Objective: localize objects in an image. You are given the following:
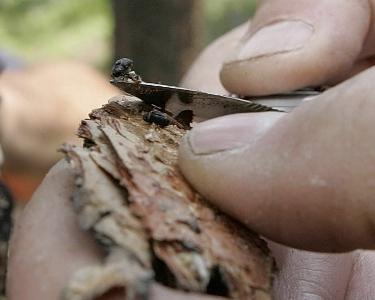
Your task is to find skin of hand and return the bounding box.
[178,0,375,298]
[7,0,375,299]
[0,61,119,192]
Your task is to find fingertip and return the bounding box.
[178,112,283,180]
[7,160,102,299]
[178,112,284,235]
[220,0,370,95]
[179,74,375,252]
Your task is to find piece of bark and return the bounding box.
[61,95,275,300]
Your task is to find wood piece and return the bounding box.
[62,95,275,300]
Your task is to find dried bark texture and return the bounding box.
[62,95,274,300]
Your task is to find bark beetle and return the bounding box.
[62,95,275,300]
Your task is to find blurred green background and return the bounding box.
[0,0,256,69]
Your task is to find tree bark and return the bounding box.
[61,95,274,299]
[112,0,202,85]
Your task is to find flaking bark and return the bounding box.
[62,95,275,300]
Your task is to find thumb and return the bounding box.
[220,0,371,96]
[179,68,375,253]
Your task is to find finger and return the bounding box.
[0,62,118,174]
[220,0,371,96]
[179,67,375,252]
[269,242,375,299]
[345,250,375,299]
[7,161,103,299]
[269,242,353,299]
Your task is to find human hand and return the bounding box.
[179,0,375,298]
[8,1,375,299]
[0,61,118,175]
[7,161,224,300]
[0,61,120,202]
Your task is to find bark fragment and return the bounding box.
[62,95,275,300]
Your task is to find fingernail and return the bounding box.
[186,113,282,155]
[231,20,314,62]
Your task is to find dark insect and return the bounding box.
[143,108,191,130]
[143,109,172,127]
[111,58,141,82]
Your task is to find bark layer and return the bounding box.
[62,95,274,299]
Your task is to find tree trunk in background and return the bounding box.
[112,0,202,85]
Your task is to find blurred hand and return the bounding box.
[220,0,375,96]
[179,0,375,298]
[0,61,118,172]
[0,61,118,200]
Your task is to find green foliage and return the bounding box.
[0,0,112,66]
[0,0,257,67]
